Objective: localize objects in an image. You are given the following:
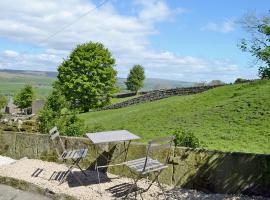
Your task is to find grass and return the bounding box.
[0,74,54,97]
[80,80,270,154]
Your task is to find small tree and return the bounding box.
[172,128,200,148]
[0,95,7,110]
[238,12,270,79]
[57,42,117,112]
[125,64,145,94]
[0,95,7,118]
[14,84,34,111]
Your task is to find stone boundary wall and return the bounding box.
[0,131,269,197]
[105,85,223,110]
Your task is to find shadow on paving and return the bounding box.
[106,183,146,198]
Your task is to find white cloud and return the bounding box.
[3,50,19,58]
[0,0,247,82]
[201,20,235,33]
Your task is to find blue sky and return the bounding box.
[0,0,269,82]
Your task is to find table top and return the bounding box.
[86,130,140,144]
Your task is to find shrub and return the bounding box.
[56,111,86,136]
[172,128,200,148]
[38,86,86,136]
[234,78,249,84]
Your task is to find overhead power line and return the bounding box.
[20,0,110,55]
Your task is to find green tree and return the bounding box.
[125,64,145,94]
[57,42,117,112]
[239,12,270,79]
[14,84,34,110]
[38,85,85,136]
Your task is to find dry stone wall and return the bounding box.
[105,85,222,110]
[0,131,269,197]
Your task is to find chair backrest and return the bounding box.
[49,126,66,157]
[143,135,175,172]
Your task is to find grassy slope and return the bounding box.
[80,80,270,154]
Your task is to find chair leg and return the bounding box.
[145,170,163,191]
[76,163,87,177]
[60,160,84,186]
[97,167,101,184]
[156,177,167,198]
[125,174,141,199]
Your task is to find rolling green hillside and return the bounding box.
[80,80,270,154]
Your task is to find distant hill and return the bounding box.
[0,69,195,96]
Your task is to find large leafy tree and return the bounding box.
[125,64,145,94]
[57,42,117,112]
[14,84,34,110]
[239,12,270,79]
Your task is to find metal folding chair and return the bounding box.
[49,126,88,185]
[124,135,175,198]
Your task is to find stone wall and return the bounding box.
[0,131,269,197]
[105,85,222,110]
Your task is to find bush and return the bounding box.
[38,86,86,136]
[172,128,200,148]
[56,111,86,136]
[234,78,249,84]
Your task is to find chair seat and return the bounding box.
[125,157,167,174]
[60,148,88,160]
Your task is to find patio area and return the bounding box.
[0,156,266,200]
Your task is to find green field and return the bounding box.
[0,70,195,97]
[80,80,270,154]
[0,71,54,97]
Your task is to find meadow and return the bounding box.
[80,80,270,154]
[0,70,194,97]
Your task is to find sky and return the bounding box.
[0,0,269,82]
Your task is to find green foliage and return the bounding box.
[239,12,270,79]
[207,80,224,86]
[80,80,270,154]
[172,128,200,148]
[234,78,249,84]
[0,94,6,118]
[259,66,270,79]
[125,65,145,93]
[0,94,7,110]
[14,84,34,110]
[38,85,86,136]
[55,111,86,137]
[57,42,117,112]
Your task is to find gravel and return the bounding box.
[0,157,268,200]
